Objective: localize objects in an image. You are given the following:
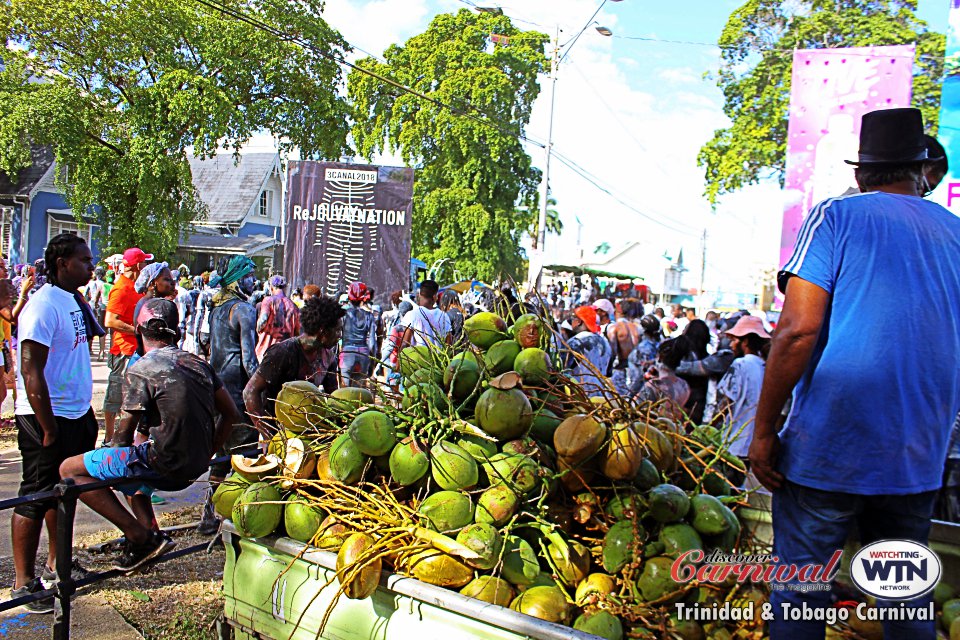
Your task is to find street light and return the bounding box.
[527,1,622,291]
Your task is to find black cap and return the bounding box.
[846,108,940,165]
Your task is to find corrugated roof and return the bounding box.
[0,145,55,196]
[188,153,279,225]
[179,231,276,254]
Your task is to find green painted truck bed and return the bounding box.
[220,524,602,640]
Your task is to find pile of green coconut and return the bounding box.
[213,310,767,639]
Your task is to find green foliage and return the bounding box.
[348,9,548,281]
[699,0,945,206]
[519,196,562,250]
[0,0,351,256]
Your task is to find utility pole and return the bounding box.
[527,28,559,293]
[698,228,707,314]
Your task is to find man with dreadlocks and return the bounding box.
[199,255,259,535]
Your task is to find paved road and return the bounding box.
[0,359,210,560]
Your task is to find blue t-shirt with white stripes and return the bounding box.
[778,191,960,494]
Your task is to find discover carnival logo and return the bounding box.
[849,540,941,601]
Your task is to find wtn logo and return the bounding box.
[851,541,941,601]
[860,559,927,583]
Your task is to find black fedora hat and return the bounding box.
[845,107,942,165]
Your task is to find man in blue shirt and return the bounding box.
[750,108,960,639]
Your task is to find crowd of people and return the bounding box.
[3,107,960,640]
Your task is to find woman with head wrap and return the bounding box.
[200,255,257,535]
[254,274,301,361]
[131,262,176,359]
[339,281,377,387]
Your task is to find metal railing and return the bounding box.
[0,449,252,639]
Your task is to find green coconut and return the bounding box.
[455,523,503,570]
[475,387,533,441]
[274,380,326,433]
[398,345,439,378]
[637,556,682,602]
[502,535,540,587]
[284,495,327,543]
[232,482,283,538]
[329,433,367,484]
[475,485,520,527]
[484,340,522,376]
[443,359,482,401]
[574,611,624,640]
[512,314,547,349]
[482,452,540,496]
[529,407,563,443]
[431,441,479,490]
[402,382,447,412]
[689,494,731,536]
[417,490,474,533]
[347,410,397,456]
[212,474,252,519]
[455,434,498,464]
[389,437,430,486]
[460,576,515,608]
[510,586,572,624]
[648,484,691,523]
[514,348,552,387]
[464,311,509,350]
[327,387,374,413]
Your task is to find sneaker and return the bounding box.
[10,578,53,614]
[40,560,94,590]
[150,493,166,505]
[112,532,176,572]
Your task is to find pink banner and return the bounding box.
[780,46,915,271]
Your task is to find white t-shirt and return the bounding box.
[402,306,452,347]
[716,353,765,458]
[16,284,93,418]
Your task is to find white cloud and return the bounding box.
[322,0,433,58]
[311,0,783,296]
[658,67,701,84]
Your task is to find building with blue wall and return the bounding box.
[0,145,100,265]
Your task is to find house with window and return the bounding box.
[175,153,283,274]
[0,145,100,264]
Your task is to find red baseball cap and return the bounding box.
[122,247,154,267]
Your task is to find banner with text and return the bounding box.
[284,161,414,298]
[932,0,960,213]
[780,46,915,271]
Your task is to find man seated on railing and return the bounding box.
[60,298,240,572]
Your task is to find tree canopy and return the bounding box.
[0,0,352,256]
[348,9,548,281]
[698,0,945,206]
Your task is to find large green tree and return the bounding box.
[348,9,547,281]
[0,0,352,256]
[698,0,945,205]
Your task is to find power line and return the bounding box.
[547,149,701,237]
[190,0,546,149]
[192,0,697,239]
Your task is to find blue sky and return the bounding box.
[305,0,952,296]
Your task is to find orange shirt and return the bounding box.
[106,274,142,356]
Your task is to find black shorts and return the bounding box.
[15,409,98,520]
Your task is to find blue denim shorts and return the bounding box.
[83,442,188,497]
